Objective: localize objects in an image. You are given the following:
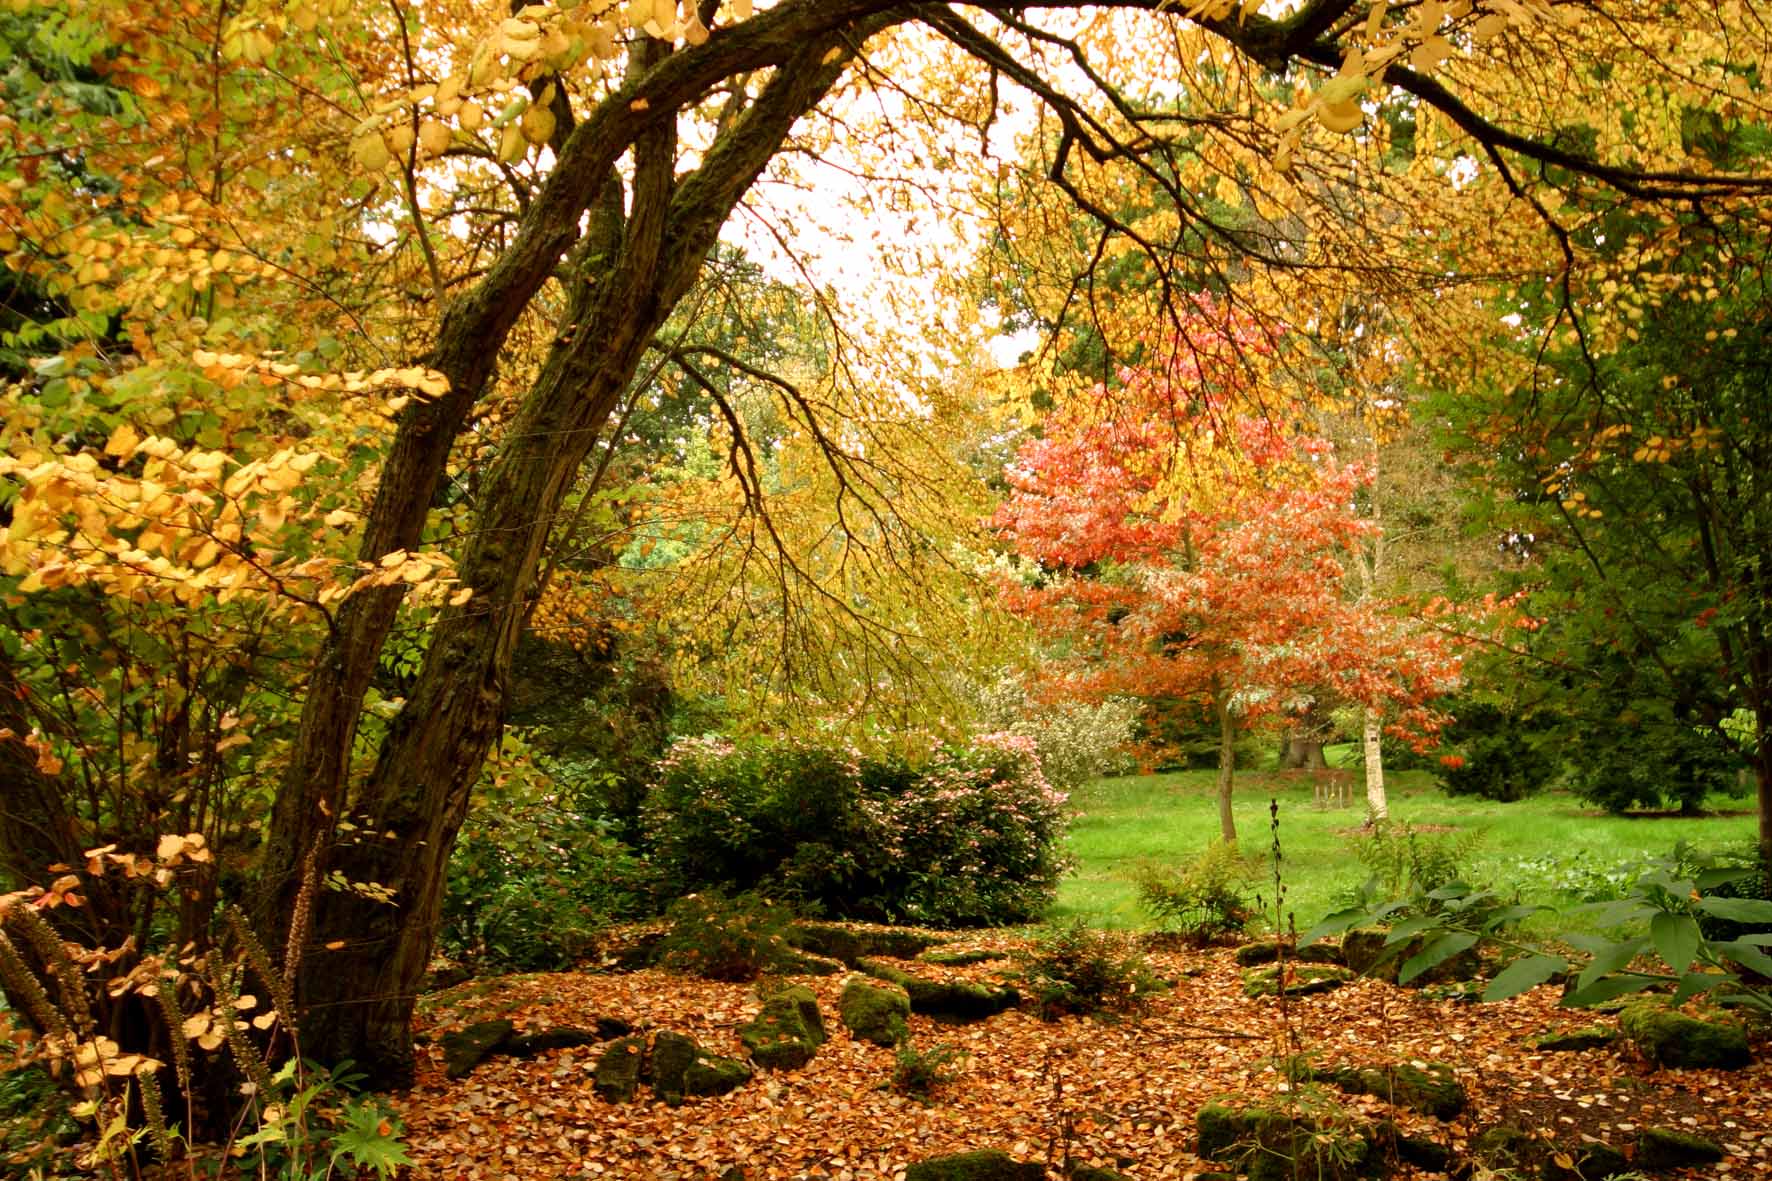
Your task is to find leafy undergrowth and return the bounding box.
[391,933,1772,1181]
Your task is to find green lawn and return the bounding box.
[1050,768,1759,935]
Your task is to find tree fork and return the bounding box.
[289,32,876,1084]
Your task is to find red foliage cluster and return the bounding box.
[993,309,1461,742]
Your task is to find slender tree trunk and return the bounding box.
[1363,707,1388,823]
[1216,690,1238,845]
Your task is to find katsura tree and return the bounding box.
[3,0,1772,1104]
[994,306,1461,843]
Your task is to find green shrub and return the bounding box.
[1564,716,1744,815]
[890,1040,966,1099]
[1350,820,1484,901]
[643,734,1071,927]
[1017,921,1156,1019]
[1130,842,1255,945]
[1434,702,1557,802]
[656,891,799,982]
[441,799,658,970]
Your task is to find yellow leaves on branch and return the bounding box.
[0,424,463,613]
[1270,0,1570,162]
[344,0,761,173]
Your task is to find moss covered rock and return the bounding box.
[1619,1003,1750,1069]
[1066,1167,1131,1181]
[1195,1097,1375,1181]
[1318,1062,1466,1120]
[1241,964,1354,998]
[441,1019,514,1079]
[1531,1025,1617,1053]
[1636,1127,1725,1169]
[592,1035,647,1102]
[903,1149,1044,1181]
[792,922,943,965]
[839,977,911,1047]
[1233,940,1345,968]
[921,949,1007,967]
[645,1031,753,1104]
[739,984,826,1070]
[857,958,1020,1021]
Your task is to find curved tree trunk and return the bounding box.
[289,32,871,1086]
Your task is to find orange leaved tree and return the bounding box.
[994,309,1461,843]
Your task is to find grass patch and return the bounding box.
[1052,769,1756,933]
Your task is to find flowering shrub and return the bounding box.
[643,734,1070,927]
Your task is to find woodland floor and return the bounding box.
[396,932,1772,1181]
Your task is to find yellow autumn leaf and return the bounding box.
[352,134,390,171]
[520,103,556,146]
[417,121,452,158]
[104,423,140,458]
[459,101,485,132]
[1317,101,1365,133]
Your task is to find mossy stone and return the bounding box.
[1241,964,1354,998]
[1233,940,1346,968]
[645,1031,753,1104]
[1470,1124,1533,1170]
[682,1052,752,1098]
[857,958,1020,1021]
[739,985,826,1070]
[839,977,911,1047]
[792,922,942,965]
[1619,1003,1750,1069]
[1321,1062,1466,1119]
[1372,1121,1450,1171]
[1470,1124,1631,1181]
[592,1035,646,1102]
[1532,1025,1617,1053]
[903,1149,1044,1181]
[441,1018,514,1079]
[921,949,1006,967]
[1067,1167,1131,1181]
[1636,1126,1725,1169]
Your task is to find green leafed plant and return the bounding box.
[1130,841,1256,946]
[1305,844,1772,1012]
[890,1040,966,1100]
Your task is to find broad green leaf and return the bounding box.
[1383,915,1441,944]
[1577,938,1643,993]
[1718,939,1772,978]
[1560,975,1660,1008]
[1695,867,1755,891]
[1400,931,1479,984]
[1299,908,1365,947]
[1483,953,1566,1002]
[1575,898,1657,928]
[1482,904,1549,931]
[1695,896,1772,923]
[1649,912,1701,975]
[1672,970,1735,1005]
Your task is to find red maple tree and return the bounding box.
[994,316,1461,843]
